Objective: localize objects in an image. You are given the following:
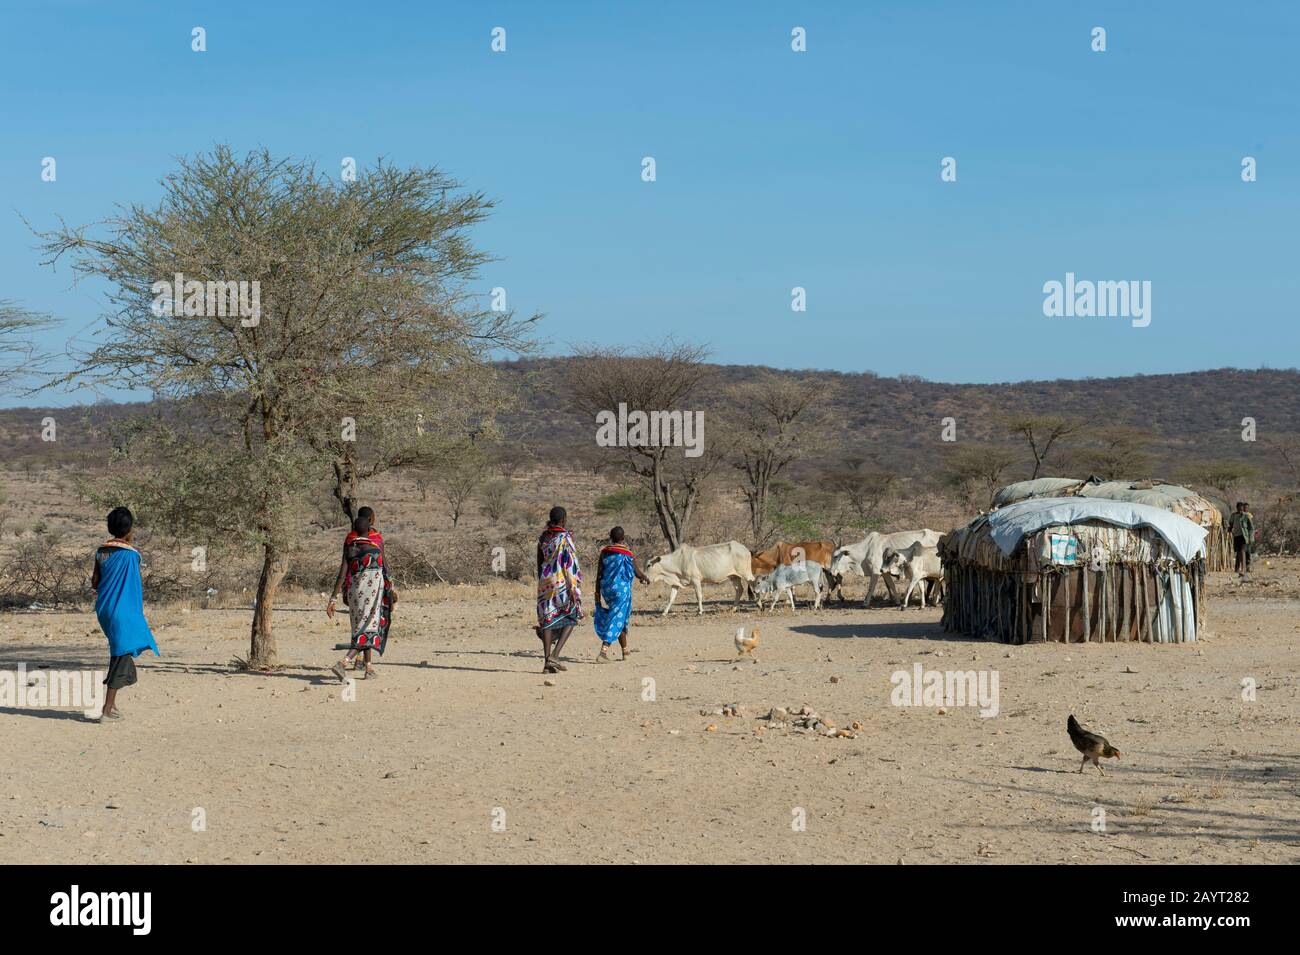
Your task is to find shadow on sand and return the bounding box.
[788,620,971,642]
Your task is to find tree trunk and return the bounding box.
[649,457,680,550]
[744,456,773,543]
[332,456,360,521]
[654,495,679,550]
[249,541,289,668]
[676,482,699,544]
[746,482,770,543]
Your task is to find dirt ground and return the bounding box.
[1,565,1297,865]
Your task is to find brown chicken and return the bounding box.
[1067,714,1121,775]
[735,627,759,659]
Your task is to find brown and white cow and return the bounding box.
[748,540,841,606]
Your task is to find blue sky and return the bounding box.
[2,0,1297,407]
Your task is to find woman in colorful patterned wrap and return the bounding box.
[534,506,583,674]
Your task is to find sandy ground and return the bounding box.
[1,567,1297,865]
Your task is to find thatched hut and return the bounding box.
[941,498,1208,644]
[992,477,1229,571]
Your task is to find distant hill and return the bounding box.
[493,360,1300,482]
[3,363,1297,484]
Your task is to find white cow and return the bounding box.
[830,529,941,607]
[645,540,754,615]
[752,560,826,612]
[882,541,944,610]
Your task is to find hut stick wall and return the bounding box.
[941,555,1206,645]
[1205,523,1230,573]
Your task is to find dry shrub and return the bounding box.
[281,561,337,594]
[1256,497,1300,555]
[0,543,88,608]
[386,531,535,585]
[0,539,188,609]
[141,567,188,603]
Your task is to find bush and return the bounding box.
[769,511,827,541]
[385,531,535,585]
[0,543,86,608]
[0,540,187,609]
[478,479,514,523]
[1255,497,1300,555]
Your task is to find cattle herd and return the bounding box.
[643,530,943,615]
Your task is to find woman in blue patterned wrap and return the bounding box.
[592,526,650,663]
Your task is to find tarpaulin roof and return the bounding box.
[993,478,1223,528]
[984,497,1208,564]
[1076,480,1204,508]
[992,478,1082,508]
[995,476,1215,509]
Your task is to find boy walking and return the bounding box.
[90,507,160,722]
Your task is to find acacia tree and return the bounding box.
[38,147,530,667]
[821,455,899,529]
[1003,414,1085,479]
[0,301,53,393]
[428,446,491,527]
[310,356,510,522]
[727,373,825,545]
[478,477,513,523]
[1264,434,1300,489]
[1066,426,1154,479]
[569,341,720,550]
[943,444,1019,509]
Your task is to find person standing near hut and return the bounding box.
[592,526,650,663]
[535,506,583,674]
[1227,501,1255,576]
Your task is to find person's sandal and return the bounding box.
[97,710,124,723]
[363,666,378,679]
[595,648,611,663]
[543,659,559,674]
[330,661,349,683]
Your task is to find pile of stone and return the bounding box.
[765,704,859,738]
[700,702,860,739]
[700,702,750,718]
